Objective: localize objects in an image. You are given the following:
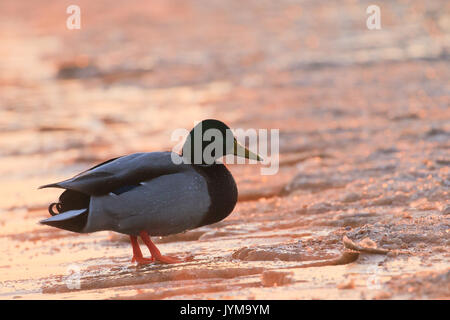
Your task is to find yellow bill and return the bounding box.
[233,139,263,161]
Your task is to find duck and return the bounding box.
[39,119,262,264]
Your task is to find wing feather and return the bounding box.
[39,152,184,196]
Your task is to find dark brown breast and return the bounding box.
[192,163,238,227]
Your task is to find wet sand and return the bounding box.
[0,0,449,299]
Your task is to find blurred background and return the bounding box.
[0,0,449,299]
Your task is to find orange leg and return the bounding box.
[139,231,183,264]
[130,235,154,264]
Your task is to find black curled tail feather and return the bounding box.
[46,189,90,217]
[48,190,91,216]
[48,202,62,216]
[42,189,91,233]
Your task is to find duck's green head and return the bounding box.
[182,119,263,165]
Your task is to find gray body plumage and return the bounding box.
[40,152,214,236]
[86,170,210,235]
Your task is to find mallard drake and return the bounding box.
[40,119,262,264]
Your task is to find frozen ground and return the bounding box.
[0,0,449,299]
